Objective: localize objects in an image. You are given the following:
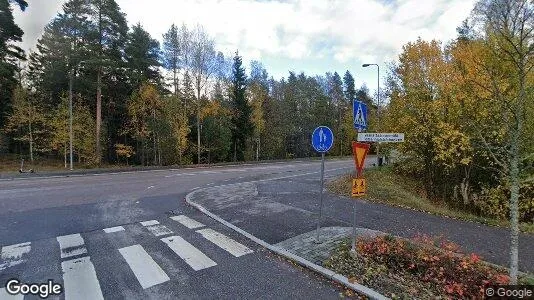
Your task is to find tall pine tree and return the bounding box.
[162,24,181,96]
[343,70,355,102]
[0,0,27,127]
[125,23,161,88]
[230,51,252,161]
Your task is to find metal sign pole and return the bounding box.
[351,201,357,252]
[315,152,325,242]
[351,129,362,253]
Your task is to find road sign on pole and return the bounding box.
[311,126,334,243]
[312,126,334,153]
[357,133,405,143]
[353,100,368,131]
[351,178,366,197]
[352,142,370,178]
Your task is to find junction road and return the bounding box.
[0,159,355,299]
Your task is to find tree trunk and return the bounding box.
[197,87,201,164]
[28,118,33,163]
[64,143,67,169]
[158,136,161,165]
[256,138,260,161]
[234,141,237,162]
[509,149,520,284]
[96,67,102,165]
[508,62,526,284]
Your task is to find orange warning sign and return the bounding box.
[352,141,370,178]
[352,178,366,197]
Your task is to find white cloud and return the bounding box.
[13,0,476,80]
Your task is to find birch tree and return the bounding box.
[471,0,533,283]
[181,24,217,164]
[4,86,45,162]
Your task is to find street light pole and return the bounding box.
[68,60,85,170]
[69,68,74,170]
[362,63,380,166]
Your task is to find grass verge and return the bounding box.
[0,154,126,174]
[327,166,534,234]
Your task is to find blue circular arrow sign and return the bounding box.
[311,126,334,153]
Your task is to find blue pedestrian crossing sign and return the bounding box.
[312,126,334,153]
[353,100,368,131]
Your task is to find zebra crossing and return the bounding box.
[0,214,253,299]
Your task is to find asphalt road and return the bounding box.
[191,167,534,274]
[0,159,355,299]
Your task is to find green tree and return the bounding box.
[162,24,181,95]
[248,61,268,160]
[180,24,217,163]
[343,70,356,102]
[470,0,533,283]
[165,95,190,164]
[127,82,162,165]
[3,87,46,162]
[125,23,161,88]
[86,0,129,165]
[230,52,252,161]
[0,0,27,126]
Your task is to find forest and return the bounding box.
[1,0,376,169]
[1,0,533,243]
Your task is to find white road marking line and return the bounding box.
[61,257,104,300]
[1,242,31,260]
[170,215,204,229]
[140,220,159,226]
[57,234,87,259]
[196,228,253,257]
[147,185,154,189]
[145,225,173,237]
[118,245,169,289]
[164,173,198,178]
[161,236,217,271]
[0,242,31,271]
[0,287,23,300]
[103,226,125,233]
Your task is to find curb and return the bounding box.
[185,186,388,300]
[0,157,355,181]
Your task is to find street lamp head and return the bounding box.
[362,64,371,67]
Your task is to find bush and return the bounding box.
[356,235,509,298]
[475,182,534,222]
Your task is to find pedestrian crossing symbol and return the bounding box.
[353,100,367,131]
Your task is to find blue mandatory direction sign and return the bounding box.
[312,126,334,153]
[353,100,368,131]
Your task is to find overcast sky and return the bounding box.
[13,0,476,90]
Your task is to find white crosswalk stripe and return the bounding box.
[196,228,253,257]
[0,287,24,300]
[2,214,254,298]
[62,256,104,300]
[0,242,31,271]
[103,226,124,233]
[57,233,87,258]
[118,244,170,289]
[161,236,217,271]
[145,224,173,237]
[170,215,204,229]
[140,220,159,226]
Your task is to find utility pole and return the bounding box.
[362,63,380,165]
[69,68,74,170]
[68,60,85,170]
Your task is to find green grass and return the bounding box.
[327,166,534,234]
[0,154,125,174]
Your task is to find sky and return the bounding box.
[13,0,476,92]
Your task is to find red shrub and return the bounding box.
[356,235,509,298]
